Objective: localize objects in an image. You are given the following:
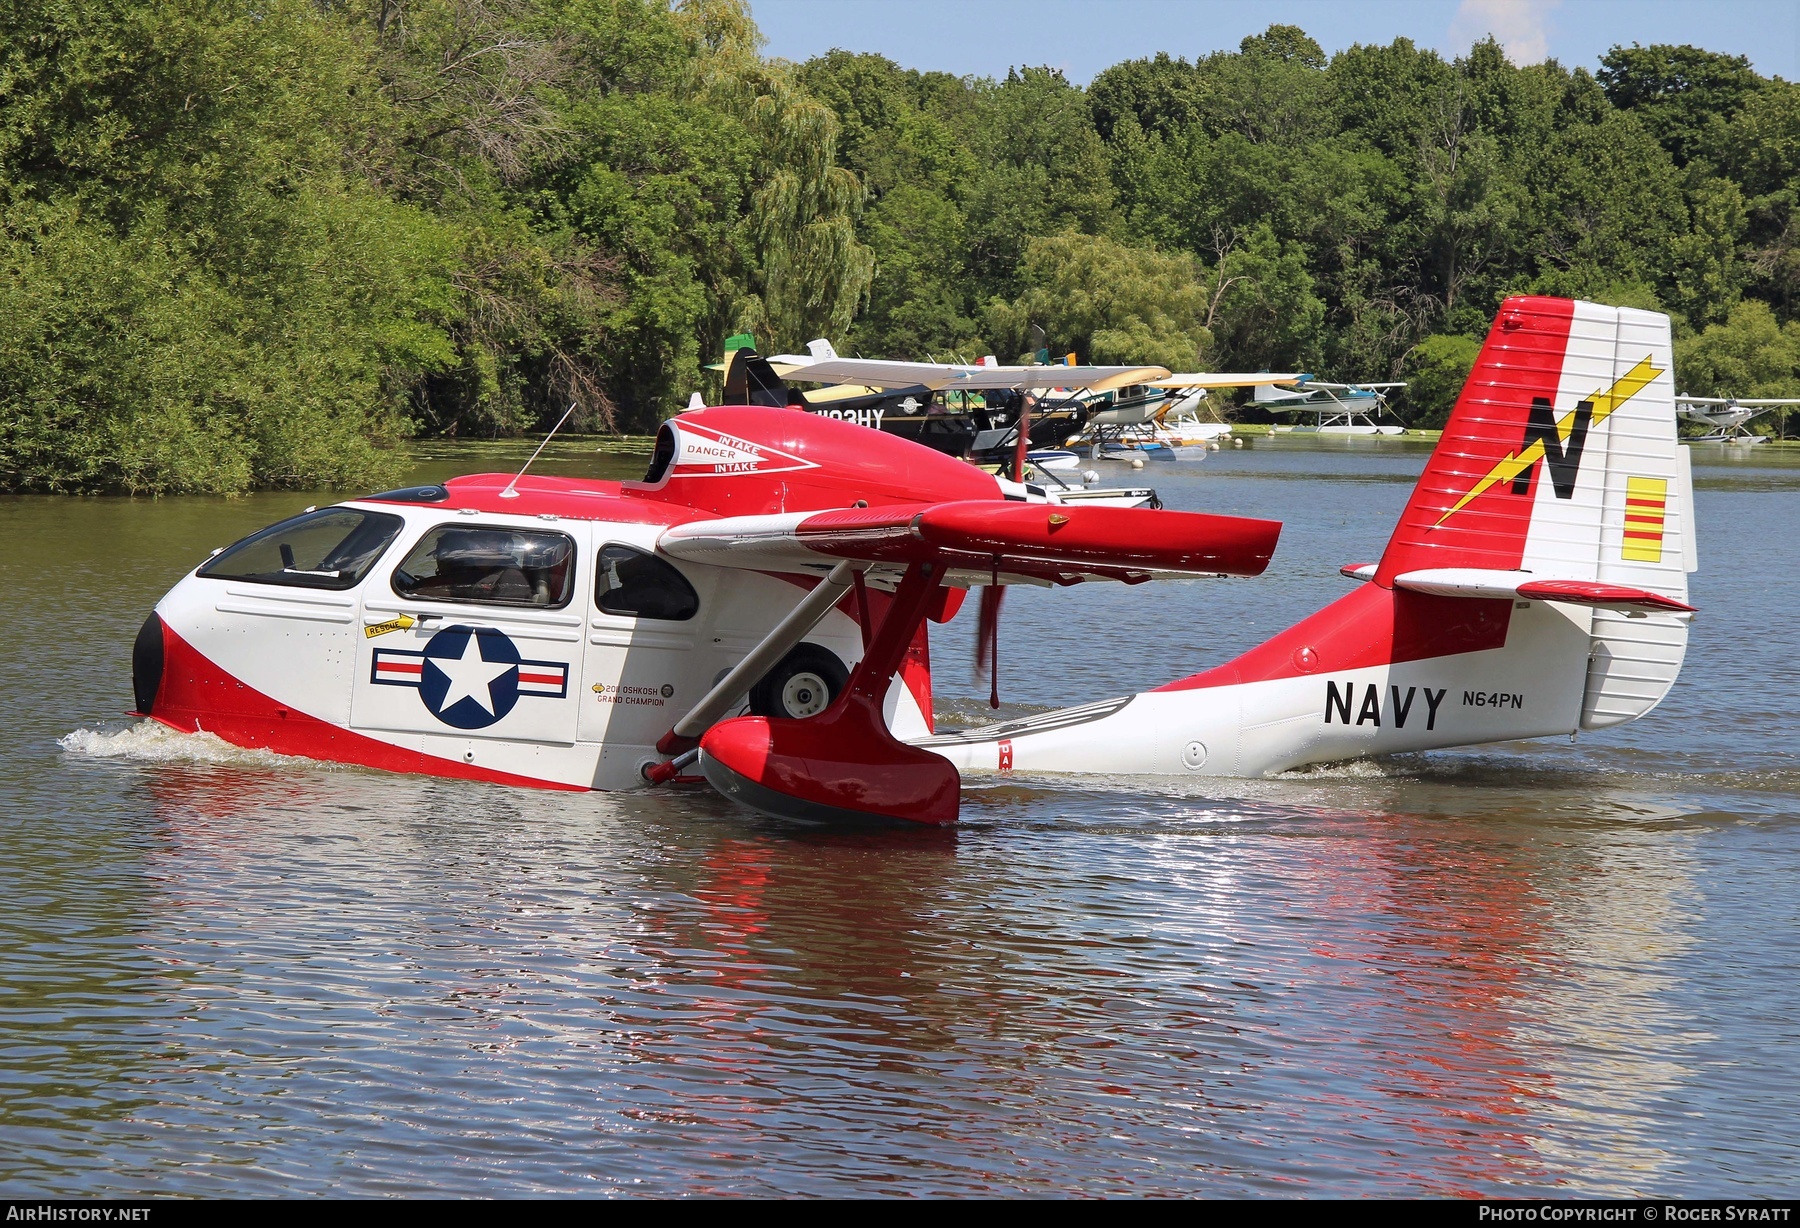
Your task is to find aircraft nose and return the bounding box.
[132,612,164,716]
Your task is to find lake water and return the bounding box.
[2,436,1796,1197]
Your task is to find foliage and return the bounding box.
[1597,43,1764,167]
[7,10,1800,492]
[986,232,1212,369]
[1674,299,1800,400]
[1401,333,1483,429]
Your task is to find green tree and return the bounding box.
[1401,333,1482,428]
[1206,224,1326,371]
[0,0,460,493]
[1675,299,1800,401]
[1597,43,1763,167]
[985,232,1212,369]
[956,67,1117,297]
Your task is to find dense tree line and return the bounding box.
[4,5,1798,493]
[808,30,1800,430]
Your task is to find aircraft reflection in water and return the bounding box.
[86,747,1709,1196]
[129,297,1700,829]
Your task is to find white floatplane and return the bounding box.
[1675,395,1800,444]
[133,297,1696,826]
[1258,379,1408,434]
[1059,372,1306,460]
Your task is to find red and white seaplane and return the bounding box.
[132,297,1698,825]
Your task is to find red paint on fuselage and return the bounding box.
[632,406,1003,518]
[148,622,586,791]
[1156,584,1511,692]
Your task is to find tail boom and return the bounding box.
[923,296,1697,779]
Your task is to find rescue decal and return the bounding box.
[363,614,417,639]
[671,422,821,479]
[1432,356,1663,528]
[371,624,569,729]
[1622,476,1669,562]
[1324,682,1448,730]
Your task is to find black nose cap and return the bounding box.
[132,612,164,716]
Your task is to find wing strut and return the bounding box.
[699,560,962,826]
[653,559,860,761]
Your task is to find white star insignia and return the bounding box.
[429,633,514,715]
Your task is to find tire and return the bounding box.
[747,644,849,720]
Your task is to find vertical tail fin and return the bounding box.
[1378,298,1688,590]
[1375,296,1694,726]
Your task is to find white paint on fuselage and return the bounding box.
[923,597,1621,778]
[157,502,929,791]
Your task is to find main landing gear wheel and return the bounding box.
[748,644,848,720]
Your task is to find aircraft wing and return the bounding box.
[1148,372,1307,389]
[774,356,1171,392]
[1681,396,1800,407]
[658,501,1281,587]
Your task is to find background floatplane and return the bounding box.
[715,336,1312,471]
[1258,379,1408,434]
[1675,395,1800,444]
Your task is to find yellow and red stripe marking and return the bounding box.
[1622,476,1668,562]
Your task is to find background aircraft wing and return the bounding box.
[949,364,1170,391]
[776,356,1171,392]
[1148,372,1306,389]
[1676,395,1800,405]
[658,501,1280,587]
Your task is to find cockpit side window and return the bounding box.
[595,544,699,621]
[198,508,405,591]
[391,526,576,609]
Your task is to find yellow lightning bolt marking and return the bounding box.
[1431,355,1663,528]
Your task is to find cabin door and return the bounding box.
[350,519,588,749]
[577,532,720,773]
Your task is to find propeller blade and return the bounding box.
[974,584,1005,709]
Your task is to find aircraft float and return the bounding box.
[130,297,1698,826]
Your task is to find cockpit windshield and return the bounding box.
[197,508,405,591]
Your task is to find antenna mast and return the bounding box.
[499,402,577,499]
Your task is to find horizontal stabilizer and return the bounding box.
[660,502,1281,586]
[1392,568,1695,613]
